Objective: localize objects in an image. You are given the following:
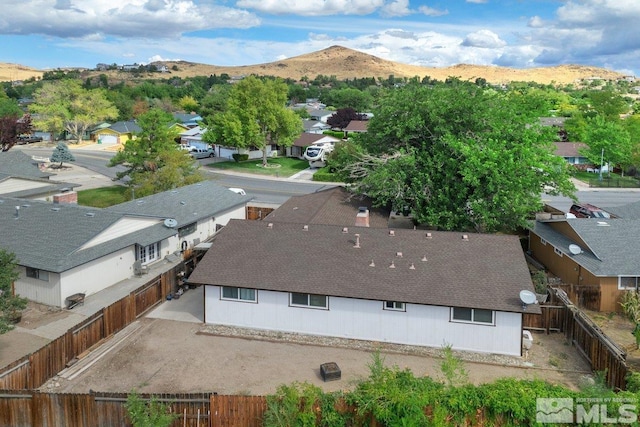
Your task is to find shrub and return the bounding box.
[125,391,177,427]
[312,168,339,182]
[232,153,249,162]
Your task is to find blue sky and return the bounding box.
[1,0,639,77]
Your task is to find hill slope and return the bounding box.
[150,46,626,85]
[0,45,626,85]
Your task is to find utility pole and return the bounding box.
[599,148,604,182]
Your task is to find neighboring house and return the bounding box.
[0,150,79,200]
[307,109,335,123]
[288,133,340,158]
[92,121,142,145]
[554,142,591,170]
[265,187,391,228]
[179,126,205,145]
[529,216,640,312]
[343,120,368,137]
[173,113,202,128]
[302,119,331,134]
[189,189,538,357]
[0,181,251,308]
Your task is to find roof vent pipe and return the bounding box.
[15,206,20,218]
[303,225,309,231]
[354,234,360,248]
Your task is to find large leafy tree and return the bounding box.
[30,80,118,143]
[580,116,633,175]
[204,76,301,166]
[338,82,575,232]
[0,249,27,334]
[108,108,203,197]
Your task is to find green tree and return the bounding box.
[30,80,118,143]
[580,116,633,175]
[50,142,76,168]
[343,82,575,232]
[204,76,301,166]
[108,108,204,197]
[178,95,199,113]
[125,391,177,427]
[323,87,373,111]
[0,249,27,334]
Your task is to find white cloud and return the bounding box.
[527,16,544,28]
[461,30,506,49]
[0,0,261,38]
[418,6,448,17]
[380,0,411,18]
[236,0,385,16]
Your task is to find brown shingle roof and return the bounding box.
[554,141,587,157]
[344,120,368,132]
[264,187,390,228]
[189,220,536,313]
[292,133,338,148]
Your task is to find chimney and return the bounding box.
[53,191,78,205]
[355,207,370,227]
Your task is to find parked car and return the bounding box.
[16,135,44,144]
[228,187,247,195]
[189,147,215,159]
[569,203,611,219]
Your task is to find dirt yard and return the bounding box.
[36,316,591,396]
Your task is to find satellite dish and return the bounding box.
[520,290,537,310]
[569,244,582,255]
[163,218,178,228]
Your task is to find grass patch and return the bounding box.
[206,157,308,177]
[77,186,130,208]
[573,171,640,188]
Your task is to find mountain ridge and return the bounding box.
[0,45,627,85]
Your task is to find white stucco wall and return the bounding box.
[60,247,137,307]
[204,286,522,356]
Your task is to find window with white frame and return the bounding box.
[619,276,640,290]
[540,238,547,245]
[26,267,49,281]
[221,286,257,302]
[554,247,563,257]
[290,292,328,309]
[384,301,406,311]
[137,242,160,265]
[450,307,495,325]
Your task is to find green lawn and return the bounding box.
[206,157,309,177]
[77,186,131,207]
[573,171,640,188]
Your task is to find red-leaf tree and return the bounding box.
[0,113,32,152]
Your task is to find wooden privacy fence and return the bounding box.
[0,265,181,391]
[210,395,268,427]
[0,390,213,427]
[523,287,628,390]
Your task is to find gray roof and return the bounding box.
[189,220,536,313]
[105,180,252,226]
[531,218,640,276]
[0,150,53,180]
[0,197,151,273]
[0,177,79,199]
[108,121,142,134]
[602,201,640,219]
[265,187,390,228]
[0,181,250,273]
